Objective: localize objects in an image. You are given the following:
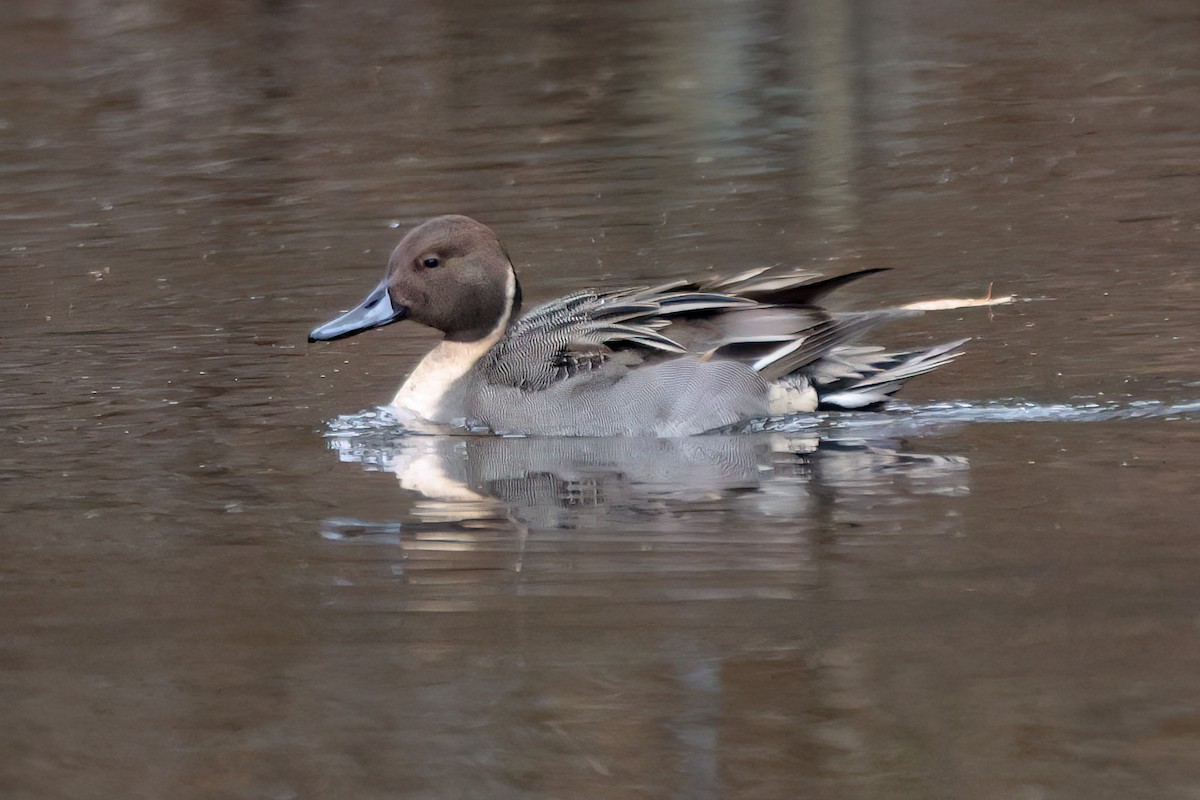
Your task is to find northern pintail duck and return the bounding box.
[310,215,1009,437]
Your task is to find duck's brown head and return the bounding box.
[308,215,521,344]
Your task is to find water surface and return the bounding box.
[2,1,1199,798]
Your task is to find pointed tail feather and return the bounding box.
[741,267,891,306]
[754,309,915,382]
[815,338,970,410]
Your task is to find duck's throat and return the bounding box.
[389,269,517,423]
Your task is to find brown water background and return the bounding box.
[2,1,1199,798]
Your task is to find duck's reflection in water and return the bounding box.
[319,426,970,551]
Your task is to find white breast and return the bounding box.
[388,269,514,422]
[389,336,499,421]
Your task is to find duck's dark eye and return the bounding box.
[421,257,440,269]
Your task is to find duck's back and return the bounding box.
[450,273,926,435]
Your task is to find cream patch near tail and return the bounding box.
[767,380,819,415]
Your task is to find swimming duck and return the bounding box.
[309,215,1006,436]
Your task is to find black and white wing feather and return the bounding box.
[481,268,896,392]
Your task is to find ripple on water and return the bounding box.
[325,397,1200,443]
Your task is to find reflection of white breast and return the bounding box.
[394,445,488,503]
